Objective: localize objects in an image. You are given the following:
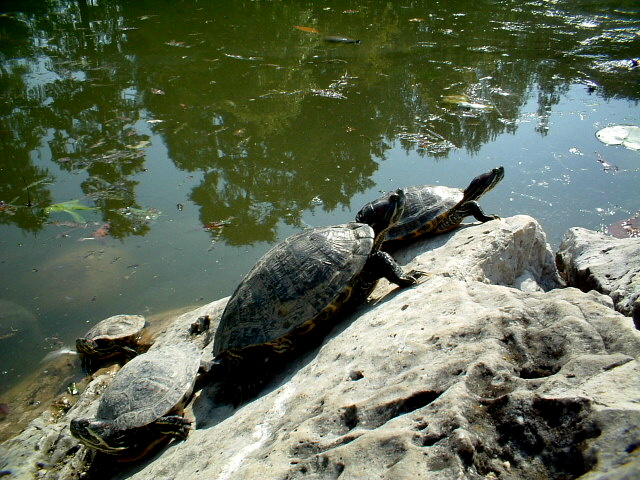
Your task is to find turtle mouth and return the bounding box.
[70,418,127,453]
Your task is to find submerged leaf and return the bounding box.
[44,200,98,223]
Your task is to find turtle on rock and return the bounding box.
[357,166,504,248]
[75,314,147,365]
[75,314,146,358]
[207,189,423,402]
[70,343,200,458]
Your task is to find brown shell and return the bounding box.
[213,223,374,355]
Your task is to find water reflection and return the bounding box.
[2,0,637,243]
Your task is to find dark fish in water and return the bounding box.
[323,36,361,44]
[0,403,9,419]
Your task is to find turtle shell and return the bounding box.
[385,185,462,242]
[96,343,200,431]
[76,314,146,356]
[213,223,374,356]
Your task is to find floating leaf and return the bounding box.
[294,25,320,34]
[595,125,640,151]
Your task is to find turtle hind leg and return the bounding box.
[462,201,500,223]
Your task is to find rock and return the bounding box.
[1,215,639,480]
[391,215,562,292]
[556,227,640,328]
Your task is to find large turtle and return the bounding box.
[356,166,504,248]
[76,314,146,360]
[209,189,421,400]
[70,343,200,457]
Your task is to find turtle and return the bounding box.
[208,189,422,401]
[356,166,504,248]
[75,314,146,360]
[70,342,200,457]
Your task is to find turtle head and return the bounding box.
[76,337,123,358]
[75,337,100,356]
[463,166,504,201]
[356,189,406,237]
[70,417,128,454]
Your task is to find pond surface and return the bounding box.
[1,0,639,396]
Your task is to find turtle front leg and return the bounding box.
[462,201,500,223]
[370,251,426,287]
[152,415,192,440]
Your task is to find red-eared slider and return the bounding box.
[210,189,421,400]
[75,314,146,359]
[356,167,504,248]
[70,343,200,456]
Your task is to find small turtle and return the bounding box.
[76,314,146,360]
[209,189,421,400]
[70,343,200,456]
[357,166,504,248]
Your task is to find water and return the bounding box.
[0,0,638,400]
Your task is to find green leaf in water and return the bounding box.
[43,200,98,223]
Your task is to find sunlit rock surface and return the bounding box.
[557,227,640,328]
[1,216,639,480]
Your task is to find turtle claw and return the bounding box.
[408,270,430,282]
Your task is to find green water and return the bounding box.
[1,0,639,394]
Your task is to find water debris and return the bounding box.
[397,127,456,154]
[146,119,165,124]
[165,40,191,48]
[311,89,347,99]
[443,95,494,111]
[569,147,585,156]
[92,223,110,239]
[151,88,166,95]
[119,206,161,222]
[224,53,260,61]
[595,125,640,150]
[294,25,319,34]
[595,152,618,173]
[203,217,234,232]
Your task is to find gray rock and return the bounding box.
[556,227,640,328]
[2,216,639,480]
